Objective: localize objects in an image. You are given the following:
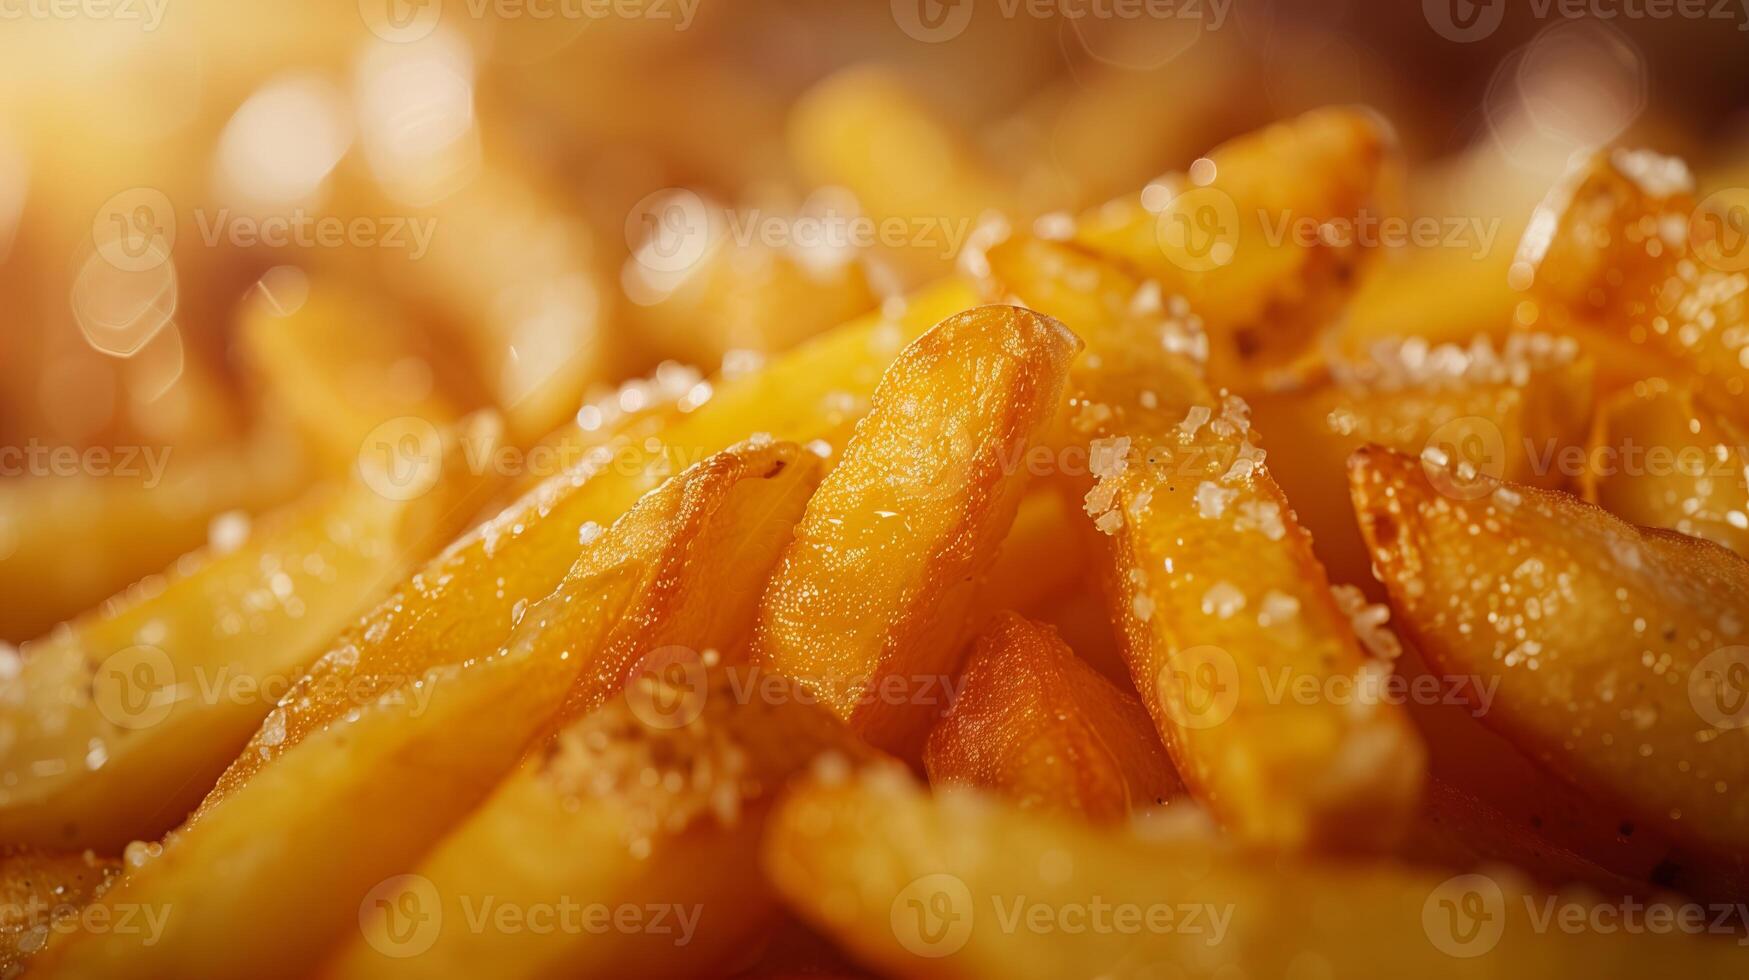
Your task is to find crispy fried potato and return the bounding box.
[0,432,309,644]
[31,440,819,979]
[753,305,1079,758]
[1335,245,1521,359]
[1252,333,1595,592]
[238,270,475,468]
[0,415,501,852]
[1516,149,1749,418]
[1071,106,1396,387]
[1351,445,1749,886]
[765,770,1746,979]
[211,280,974,794]
[985,234,1425,851]
[1584,380,1749,559]
[924,613,1178,821]
[326,670,870,979]
[0,848,120,976]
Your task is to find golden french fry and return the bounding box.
[326,670,869,979]
[0,415,500,852]
[32,440,819,979]
[237,270,475,468]
[210,279,975,794]
[986,233,1425,851]
[1351,445,1749,884]
[1251,333,1595,591]
[1515,149,1749,418]
[1584,381,1749,559]
[753,305,1079,759]
[1072,106,1396,387]
[0,432,311,645]
[0,848,120,975]
[765,770,1746,979]
[924,612,1178,821]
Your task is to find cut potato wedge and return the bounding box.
[1584,380,1749,559]
[1351,445,1749,885]
[924,612,1178,821]
[0,848,120,976]
[1251,333,1595,592]
[1516,148,1749,417]
[1072,106,1395,386]
[753,305,1079,759]
[986,234,1425,851]
[30,440,819,979]
[765,769,1747,979]
[211,280,975,795]
[325,669,871,979]
[0,414,501,852]
[971,487,1092,625]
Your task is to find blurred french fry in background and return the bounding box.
[0,848,120,975]
[1516,149,1749,416]
[1585,380,1749,559]
[924,612,1179,822]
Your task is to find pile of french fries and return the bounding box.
[4,34,1749,978]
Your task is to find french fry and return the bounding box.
[985,234,1426,851]
[971,487,1092,623]
[1584,381,1749,559]
[1515,149,1749,419]
[237,270,476,468]
[1351,445,1749,885]
[326,670,870,978]
[0,848,119,976]
[31,439,820,979]
[1071,106,1396,387]
[211,279,975,793]
[752,305,1079,759]
[0,432,308,645]
[765,769,1747,979]
[924,613,1179,821]
[0,414,501,852]
[1251,333,1595,592]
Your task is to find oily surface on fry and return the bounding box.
[1351,445,1749,885]
[754,304,1078,758]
